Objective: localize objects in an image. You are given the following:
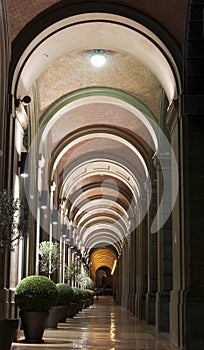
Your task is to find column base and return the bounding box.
[170,289,184,347]
[0,287,9,318]
[156,291,170,332]
[128,293,136,314]
[127,293,134,313]
[184,290,204,350]
[135,293,146,320]
[146,292,156,325]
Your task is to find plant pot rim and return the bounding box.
[0,318,19,321]
[19,310,49,313]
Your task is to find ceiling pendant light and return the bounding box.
[90,49,107,67]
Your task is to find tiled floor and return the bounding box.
[12,296,180,350]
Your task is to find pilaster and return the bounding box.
[154,152,172,332]
[166,99,184,347]
[135,211,148,320]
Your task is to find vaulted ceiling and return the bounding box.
[9,0,186,277]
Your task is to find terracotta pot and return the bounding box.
[0,318,19,350]
[19,310,49,343]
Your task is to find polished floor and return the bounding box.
[12,296,180,350]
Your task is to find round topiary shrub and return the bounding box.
[72,287,84,303]
[15,275,58,312]
[56,283,74,305]
[83,289,94,299]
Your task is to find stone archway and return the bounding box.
[7,1,185,347]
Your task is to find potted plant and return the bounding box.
[83,289,94,308]
[72,287,84,313]
[38,240,63,329]
[39,240,60,277]
[56,283,74,322]
[15,275,58,343]
[64,261,81,284]
[76,271,95,290]
[45,295,64,329]
[0,190,28,350]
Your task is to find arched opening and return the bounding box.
[96,267,112,294]
[8,1,182,346]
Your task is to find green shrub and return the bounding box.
[0,190,28,252]
[72,287,84,303]
[56,283,74,305]
[82,289,89,299]
[83,289,94,299]
[15,275,58,312]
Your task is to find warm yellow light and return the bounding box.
[111,259,117,275]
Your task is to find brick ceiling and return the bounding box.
[37,50,161,118]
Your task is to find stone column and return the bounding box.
[0,0,10,190]
[146,178,157,325]
[155,152,172,332]
[181,112,204,349]
[166,100,184,347]
[180,1,204,348]
[121,239,129,308]
[127,231,134,312]
[131,227,137,315]
[116,254,122,305]
[0,0,12,319]
[135,203,148,320]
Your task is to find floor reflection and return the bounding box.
[12,296,180,350]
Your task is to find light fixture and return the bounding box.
[77,249,81,259]
[52,209,58,225]
[73,246,78,254]
[69,225,74,237]
[69,238,74,248]
[15,95,31,108]
[90,49,107,67]
[111,259,117,275]
[40,190,48,209]
[18,152,29,177]
[62,224,67,238]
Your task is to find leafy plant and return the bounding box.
[15,275,58,312]
[39,241,60,275]
[83,289,94,300]
[0,190,28,252]
[76,272,95,289]
[64,261,81,281]
[72,287,84,303]
[56,283,74,305]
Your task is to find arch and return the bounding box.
[10,2,180,285]
[90,247,118,276]
[10,4,180,236]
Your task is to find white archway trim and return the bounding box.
[85,234,122,254]
[61,159,142,205]
[74,199,129,227]
[77,208,129,231]
[52,132,149,178]
[41,95,158,152]
[13,13,179,102]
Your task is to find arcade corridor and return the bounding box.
[12,296,179,350]
[1,1,204,350]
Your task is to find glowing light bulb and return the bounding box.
[90,50,107,67]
